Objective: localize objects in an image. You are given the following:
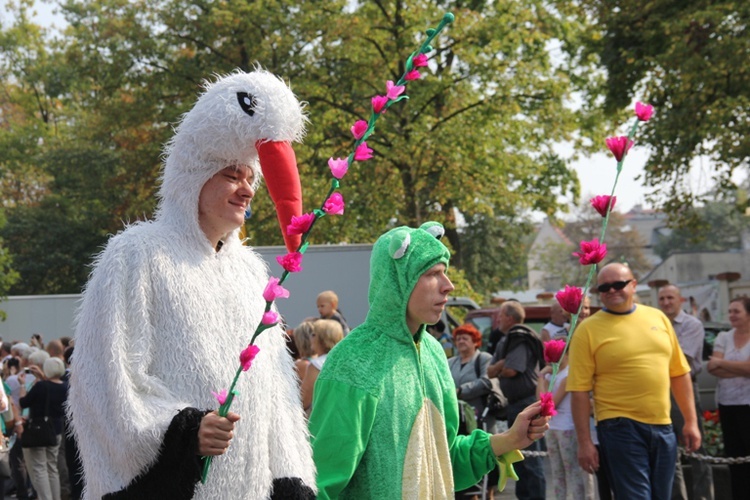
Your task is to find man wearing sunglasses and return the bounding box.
[567,263,701,500]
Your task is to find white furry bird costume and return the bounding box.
[67,70,316,499]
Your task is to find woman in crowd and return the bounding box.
[537,345,590,499]
[708,296,750,500]
[18,357,68,500]
[293,321,317,383]
[301,319,344,416]
[448,324,493,428]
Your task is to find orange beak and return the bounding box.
[256,140,303,253]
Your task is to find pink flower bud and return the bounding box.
[635,102,654,122]
[286,212,316,236]
[590,195,616,218]
[354,142,373,161]
[323,192,345,215]
[328,157,349,180]
[239,344,260,371]
[262,311,279,325]
[351,120,368,139]
[540,392,557,417]
[572,239,607,266]
[372,95,388,114]
[263,276,290,302]
[544,339,567,364]
[605,136,633,162]
[413,53,428,68]
[405,70,421,81]
[386,80,405,100]
[555,285,583,315]
[211,388,228,405]
[276,252,303,273]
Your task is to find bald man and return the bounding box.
[659,285,714,500]
[567,263,701,499]
[540,302,569,342]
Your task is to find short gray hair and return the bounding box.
[28,350,50,368]
[43,357,66,379]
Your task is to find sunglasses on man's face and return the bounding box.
[597,279,632,293]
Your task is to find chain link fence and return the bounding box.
[521,448,750,465]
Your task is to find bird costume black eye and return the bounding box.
[237,92,256,116]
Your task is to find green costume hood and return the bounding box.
[364,221,450,343]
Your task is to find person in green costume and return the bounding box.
[309,222,550,499]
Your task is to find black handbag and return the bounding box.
[21,382,58,448]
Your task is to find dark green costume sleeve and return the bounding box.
[309,380,378,500]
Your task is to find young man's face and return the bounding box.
[405,263,454,334]
[317,298,335,318]
[657,286,681,320]
[198,165,255,242]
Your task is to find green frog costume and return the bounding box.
[309,222,522,499]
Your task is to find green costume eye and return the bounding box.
[389,231,411,259]
[420,222,445,240]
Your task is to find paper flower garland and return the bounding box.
[539,102,654,417]
[201,11,456,483]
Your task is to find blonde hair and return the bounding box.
[317,290,339,308]
[293,321,316,358]
[313,319,344,353]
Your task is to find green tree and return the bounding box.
[654,198,750,260]
[1,0,603,297]
[576,0,750,222]
[0,209,21,319]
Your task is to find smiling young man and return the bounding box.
[309,222,550,499]
[568,263,701,500]
[67,71,316,499]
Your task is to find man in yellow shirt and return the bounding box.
[567,263,701,499]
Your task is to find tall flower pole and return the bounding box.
[201,12,456,483]
[540,102,655,414]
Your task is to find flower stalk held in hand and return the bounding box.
[541,102,654,410]
[201,12,456,484]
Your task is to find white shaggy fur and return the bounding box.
[68,70,315,499]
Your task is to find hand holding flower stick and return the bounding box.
[201,12,456,483]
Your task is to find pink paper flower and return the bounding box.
[635,102,654,122]
[262,311,279,325]
[555,285,584,315]
[328,157,349,179]
[605,136,633,162]
[372,95,388,114]
[276,252,303,273]
[287,212,316,236]
[354,142,373,161]
[239,344,260,372]
[413,53,428,68]
[211,388,228,405]
[323,192,345,215]
[539,392,558,417]
[405,70,421,81]
[262,276,290,302]
[351,120,368,139]
[572,239,607,266]
[544,339,567,364]
[590,195,616,217]
[386,80,405,100]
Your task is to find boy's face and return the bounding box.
[317,298,335,318]
[405,263,454,334]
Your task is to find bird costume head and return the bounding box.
[158,69,307,252]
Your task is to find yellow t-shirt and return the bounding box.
[567,305,690,425]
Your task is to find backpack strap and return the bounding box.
[474,354,481,379]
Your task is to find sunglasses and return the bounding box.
[597,279,632,293]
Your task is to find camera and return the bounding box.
[23,368,30,373]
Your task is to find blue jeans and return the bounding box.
[507,395,546,499]
[598,417,677,500]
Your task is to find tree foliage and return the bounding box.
[576,0,750,222]
[0,0,602,296]
[654,197,750,260]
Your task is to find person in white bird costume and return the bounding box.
[67,70,316,499]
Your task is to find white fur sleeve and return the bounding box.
[67,232,192,497]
